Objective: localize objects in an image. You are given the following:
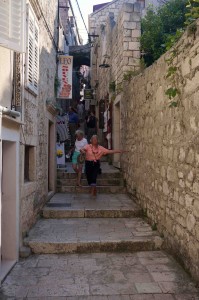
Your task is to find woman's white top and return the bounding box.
[75,138,88,152]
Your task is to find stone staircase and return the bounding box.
[57,163,126,193]
[24,163,164,255]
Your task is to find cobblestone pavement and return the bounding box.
[1,251,199,299]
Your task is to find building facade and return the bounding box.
[0,0,81,282]
[0,0,59,282]
[89,0,160,161]
[89,0,199,283]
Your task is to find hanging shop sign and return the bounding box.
[57,55,73,99]
[84,89,93,100]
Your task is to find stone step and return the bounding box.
[56,185,126,194]
[24,218,164,254]
[57,178,124,187]
[57,172,122,180]
[43,193,142,219]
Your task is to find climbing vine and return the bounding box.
[109,81,116,93]
[123,58,146,82]
[185,0,199,26]
[164,0,199,107]
[164,44,181,107]
[54,75,61,96]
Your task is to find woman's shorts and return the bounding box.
[72,151,80,164]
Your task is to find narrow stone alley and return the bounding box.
[1,163,199,299]
[1,0,199,299]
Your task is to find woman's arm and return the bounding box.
[80,144,88,154]
[106,149,125,154]
[96,147,127,160]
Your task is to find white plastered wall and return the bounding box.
[0,47,20,283]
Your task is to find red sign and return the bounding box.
[57,55,73,99]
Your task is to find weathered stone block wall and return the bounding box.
[91,3,141,103]
[89,0,136,36]
[20,0,57,242]
[121,22,199,282]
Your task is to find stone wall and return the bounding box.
[121,22,199,282]
[90,3,141,105]
[20,0,57,243]
[89,0,136,36]
[89,0,161,37]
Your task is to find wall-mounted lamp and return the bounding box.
[99,64,111,68]
[103,54,110,59]
[88,34,99,44]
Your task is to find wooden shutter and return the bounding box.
[0,0,26,53]
[26,5,39,95]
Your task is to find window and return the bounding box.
[24,145,35,182]
[0,0,26,53]
[26,5,39,95]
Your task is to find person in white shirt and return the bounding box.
[70,130,88,186]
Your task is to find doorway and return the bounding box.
[1,141,18,282]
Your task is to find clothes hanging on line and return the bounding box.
[56,114,70,142]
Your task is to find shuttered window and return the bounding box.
[26,5,39,95]
[0,0,26,53]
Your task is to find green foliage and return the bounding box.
[141,0,187,66]
[164,29,184,51]
[169,101,178,107]
[166,66,178,78]
[54,75,61,96]
[116,82,123,94]
[165,87,180,99]
[185,0,199,25]
[123,70,138,81]
[109,81,116,92]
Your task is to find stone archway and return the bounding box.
[69,44,91,67]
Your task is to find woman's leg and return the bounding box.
[85,161,92,185]
[85,161,100,196]
[85,161,94,194]
[90,161,100,197]
[72,163,79,185]
[72,152,81,185]
[72,163,78,171]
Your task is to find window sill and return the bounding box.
[25,86,38,97]
[2,115,24,126]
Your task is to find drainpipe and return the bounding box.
[0,105,21,118]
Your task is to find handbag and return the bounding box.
[77,152,86,164]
